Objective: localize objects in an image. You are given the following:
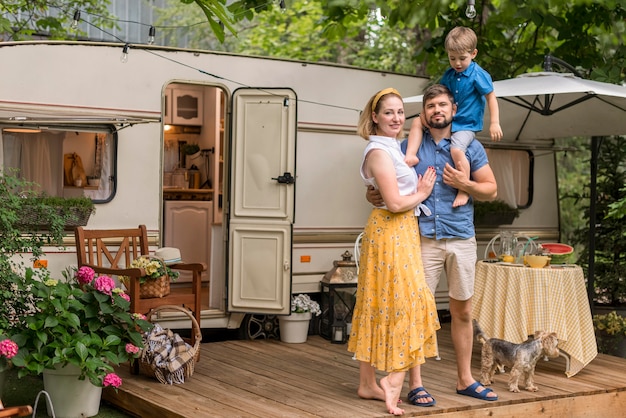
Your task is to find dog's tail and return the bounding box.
[473,319,489,344]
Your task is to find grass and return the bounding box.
[2,368,133,417]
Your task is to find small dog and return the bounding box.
[473,319,560,393]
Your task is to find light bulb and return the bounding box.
[465,1,477,19]
[71,10,81,29]
[120,44,129,63]
[148,26,156,45]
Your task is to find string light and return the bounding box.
[465,0,477,19]
[148,26,156,45]
[120,44,130,63]
[54,4,361,114]
[71,10,81,29]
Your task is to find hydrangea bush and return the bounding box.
[11,267,153,388]
[291,294,321,316]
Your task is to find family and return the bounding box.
[347,27,501,415]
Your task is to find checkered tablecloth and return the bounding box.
[472,261,598,377]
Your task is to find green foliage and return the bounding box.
[568,136,626,306]
[309,0,625,82]
[555,137,590,247]
[10,267,153,386]
[0,1,116,41]
[474,199,520,217]
[0,171,94,265]
[0,171,68,267]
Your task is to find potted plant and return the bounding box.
[278,294,321,344]
[87,175,100,187]
[10,266,153,417]
[474,199,520,226]
[593,310,626,358]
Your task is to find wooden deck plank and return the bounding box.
[103,322,626,417]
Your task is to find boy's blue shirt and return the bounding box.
[440,61,494,133]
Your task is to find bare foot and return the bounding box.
[357,383,385,402]
[452,190,470,208]
[381,375,405,416]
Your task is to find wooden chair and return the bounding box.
[0,399,32,418]
[74,225,206,349]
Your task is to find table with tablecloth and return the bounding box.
[472,260,598,377]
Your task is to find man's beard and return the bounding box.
[428,113,452,129]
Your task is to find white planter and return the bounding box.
[278,312,312,343]
[43,364,102,418]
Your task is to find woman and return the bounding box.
[348,88,440,415]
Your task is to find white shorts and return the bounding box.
[420,235,477,301]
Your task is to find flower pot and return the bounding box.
[43,364,102,418]
[278,312,312,343]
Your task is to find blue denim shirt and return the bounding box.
[440,61,494,133]
[401,131,489,239]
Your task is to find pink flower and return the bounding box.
[0,339,18,359]
[76,266,95,285]
[131,313,147,321]
[103,373,123,388]
[94,275,116,295]
[125,343,140,354]
[119,292,130,302]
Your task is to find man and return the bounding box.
[365,84,498,403]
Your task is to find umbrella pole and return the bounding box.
[587,136,601,313]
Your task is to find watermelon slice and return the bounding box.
[541,243,574,254]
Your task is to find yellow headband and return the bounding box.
[372,88,402,111]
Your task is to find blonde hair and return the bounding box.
[357,88,403,140]
[445,26,477,53]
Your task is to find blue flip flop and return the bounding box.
[407,387,436,407]
[456,381,498,401]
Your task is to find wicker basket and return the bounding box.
[139,305,202,382]
[18,205,93,231]
[121,255,171,298]
[140,274,170,299]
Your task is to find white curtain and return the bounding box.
[486,149,529,208]
[1,131,64,195]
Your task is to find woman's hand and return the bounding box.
[417,166,436,198]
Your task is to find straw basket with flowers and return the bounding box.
[120,255,179,299]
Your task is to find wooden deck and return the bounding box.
[104,322,626,417]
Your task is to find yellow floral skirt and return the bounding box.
[348,208,440,372]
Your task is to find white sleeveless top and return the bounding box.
[360,135,431,216]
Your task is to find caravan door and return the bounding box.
[228,88,296,315]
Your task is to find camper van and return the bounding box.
[0,42,560,337]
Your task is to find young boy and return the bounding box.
[405,26,502,208]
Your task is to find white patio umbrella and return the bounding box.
[403,71,626,308]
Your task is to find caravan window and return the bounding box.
[485,148,532,208]
[1,127,116,203]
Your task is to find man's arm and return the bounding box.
[366,185,385,207]
[443,162,497,201]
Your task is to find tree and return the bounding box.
[0,1,115,40]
